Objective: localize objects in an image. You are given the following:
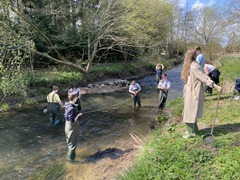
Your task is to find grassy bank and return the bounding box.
[0,56,182,112]
[118,56,240,179]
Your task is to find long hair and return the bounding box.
[181,49,196,84]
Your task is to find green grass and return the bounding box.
[27,70,83,86]
[118,56,240,180]
[218,57,240,82]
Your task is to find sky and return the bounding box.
[178,0,227,10]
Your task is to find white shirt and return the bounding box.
[158,79,171,90]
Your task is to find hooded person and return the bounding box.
[64,93,83,161]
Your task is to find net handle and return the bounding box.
[211,93,220,134]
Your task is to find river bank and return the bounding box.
[0,57,182,112]
[0,61,183,180]
[119,56,240,179]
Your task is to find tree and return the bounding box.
[0,1,34,97]
[188,6,228,60]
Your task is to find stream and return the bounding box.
[0,64,183,180]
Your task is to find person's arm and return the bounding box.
[129,85,134,94]
[165,81,171,90]
[55,94,64,107]
[136,84,141,92]
[74,113,83,122]
[78,88,81,99]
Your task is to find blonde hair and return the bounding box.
[181,49,196,84]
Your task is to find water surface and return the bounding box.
[0,64,183,179]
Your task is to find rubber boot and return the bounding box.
[67,152,75,161]
[183,123,196,138]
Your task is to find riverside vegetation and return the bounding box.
[0,56,181,112]
[118,56,240,180]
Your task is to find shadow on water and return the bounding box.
[0,64,184,179]
[84,148,133,163]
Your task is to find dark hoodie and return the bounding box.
[64,102,77,123]
[235,77,240,92]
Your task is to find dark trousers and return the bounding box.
[132,94,141,107]
[156,74,162,85]
[48,103,62,126]
[75,98,81,111]
[205,69,220,94]
[158,90,168,110]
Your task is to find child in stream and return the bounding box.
[155,63,164,85]
[64,93,82,161]
[157,73,171,110]
[129,80,141,109]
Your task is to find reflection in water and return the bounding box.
[0,64,183,179]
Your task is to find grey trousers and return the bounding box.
[158,90,168,109]
[65,120,80,159]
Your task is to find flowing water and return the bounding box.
[0,65,183,180]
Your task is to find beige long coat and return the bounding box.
[183,61,214,123]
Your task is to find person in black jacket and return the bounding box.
[64,93,82,161]
[204,64,221,95]
[233,77,240,100]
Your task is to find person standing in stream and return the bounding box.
[64,93,83,161]
[129,80,141,109]
[47,86,64,126]
[157,73,171,110]
[155,63,164,85]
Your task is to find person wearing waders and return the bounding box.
[181,49,222,139]
[155,63,164,85]
[47,86,64,126]
[68,84,82,111]
[64,93,82,161]
[129,80,141,109]
[157,73,171,110]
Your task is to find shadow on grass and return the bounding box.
[84,148,133,163]
[199,123,240,136]
[205,95,232,101]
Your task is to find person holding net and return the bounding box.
[181,49,222,139]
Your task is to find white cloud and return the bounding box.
[191,0,216,11]
[178,0,187,8]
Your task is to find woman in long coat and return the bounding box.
[181,49,221,138]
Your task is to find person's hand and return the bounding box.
[74,112,83,123]
[214,84,222,94]
[77,112,83,118]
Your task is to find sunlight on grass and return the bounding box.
[118,56,240,180]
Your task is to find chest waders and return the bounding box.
[158,89,168,110]
[48,93,62,126]
[65,106,80,161]
[156,73,162,85]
